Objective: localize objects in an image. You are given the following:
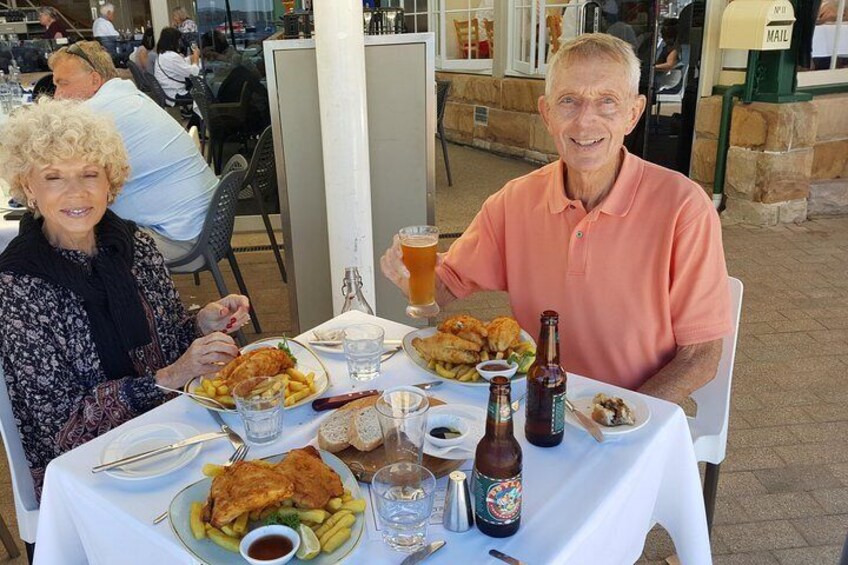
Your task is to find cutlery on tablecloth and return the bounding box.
[155,383,229,410]
[489,549,528,565]
[311,381,442,411]
[565,397,605,443]
[400,540,446,565]
[93,431,227,473]
[309,338,403,347]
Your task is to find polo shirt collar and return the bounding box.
[547,148,644,217]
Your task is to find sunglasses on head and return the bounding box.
[65,43,96,70]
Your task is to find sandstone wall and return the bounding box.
[693,92,848,225]
[437,72,557,163]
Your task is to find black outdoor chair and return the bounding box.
[436,79,453,186]
[166,165,261,344]
[127,60,152,95]
[240,126,287,283]
[143,69,194,115]
[191,79,251,173]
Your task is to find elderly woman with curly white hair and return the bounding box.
[0,99,250,498]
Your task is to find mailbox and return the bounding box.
[719,0,795,51]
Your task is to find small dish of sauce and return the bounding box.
[479,362,511,372]
[239,524,300,565]
[248,535,293,560]
[476,360,519,381]
[429,426,463,440]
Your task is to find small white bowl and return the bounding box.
[239,525,300,565]
[426,413,470,447]
[475,360,519,381]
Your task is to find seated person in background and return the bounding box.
[381,34,731,404]
[818,0,848,23]
[39,6,67,40]
[654,18,679,72]
[172,6,198,34]
[154,27,200,107]
[129,26,157,74]
[0,99,250,497]
[92,3,119,38]
[49,41,217,264]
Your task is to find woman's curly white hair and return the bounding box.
[0,98,130,211]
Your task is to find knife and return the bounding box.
[565,398,605,443]
[489,549,527,565]
[400,540,446,565]
[309,339,403,347]
[92,431,227,473]
[311,381,443,411]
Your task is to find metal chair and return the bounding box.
[0,365,34,560]
[436,80,453,186]
[240,126,287,283]
[688,277,744,535]
[166,166,261,343]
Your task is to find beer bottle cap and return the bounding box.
[541,310,559,323]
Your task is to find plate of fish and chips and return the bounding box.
[169,446,365,564]
[184,338,330,412]
[403,315,536,386]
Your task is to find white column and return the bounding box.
[149,0,170,41]
[313,0,376,314]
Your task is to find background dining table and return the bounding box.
[33,310,712,565]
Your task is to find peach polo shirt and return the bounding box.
[437,150,732,391]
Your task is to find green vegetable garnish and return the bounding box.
[277,338,298,365]
[265,511,300,529]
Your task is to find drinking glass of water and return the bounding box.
[343,324,385,382]
[232,376,284,445]
[372,462,436,553]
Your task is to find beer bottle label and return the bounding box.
[473,469,522,526]
[488,401,512,423]
[552,391,565,434]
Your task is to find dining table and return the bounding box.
[33,310,712,565]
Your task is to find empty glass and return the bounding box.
[343,324,385,382]
[376,387,430,464]
[232,376,284,445]
[372,463,436,552]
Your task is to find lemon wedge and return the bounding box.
[296,523,320,560]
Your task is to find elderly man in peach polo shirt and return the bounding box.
[381,34,732,404]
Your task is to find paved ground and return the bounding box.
[0,144,845,563]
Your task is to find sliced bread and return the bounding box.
[317,409,351,453]
[348,396,383,452]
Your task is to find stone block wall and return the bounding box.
[437,72,557,163]
[693,92,848,225]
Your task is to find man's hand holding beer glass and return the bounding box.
[380,226,456,318]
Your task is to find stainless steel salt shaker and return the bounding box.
[442,470,474,532]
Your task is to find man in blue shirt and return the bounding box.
[48,41,216,265]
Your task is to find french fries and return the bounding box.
[196,365,319,409]
[189,492,367,556]
[418,340,536,383]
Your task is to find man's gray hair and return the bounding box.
[545,34,641,97]
[100,3,114,16]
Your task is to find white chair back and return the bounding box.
[0,365,39,543]
[688,277,744,464]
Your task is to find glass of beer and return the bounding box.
[399,225,440,318]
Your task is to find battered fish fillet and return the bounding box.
[276,446,344,509]
[437,315,488,347]
[412,333,481,365]
[218,347,295,388]
[487,317,521,352]
[206,460,295,527]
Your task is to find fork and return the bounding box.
[380,345,402,363]
[152,412,249,525]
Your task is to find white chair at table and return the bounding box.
[0,365,33,560]
[688,277,743,535]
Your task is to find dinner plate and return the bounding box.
[100,423,203,480]
[308,325,401,357]
[185,337,330,413]
[423,404,485,461]
[168,450,364,565]
[402,327,535,387]
[564,391,651,438]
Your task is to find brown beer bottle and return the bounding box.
[473,376,522,538]
[525,310,567,447]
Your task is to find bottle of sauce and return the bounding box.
[525,310,566,447]
[473,376,522,538]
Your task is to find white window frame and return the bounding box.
[436,0,493,71]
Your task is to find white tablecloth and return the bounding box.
[813,24,848,58]
[34,311,711,565]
